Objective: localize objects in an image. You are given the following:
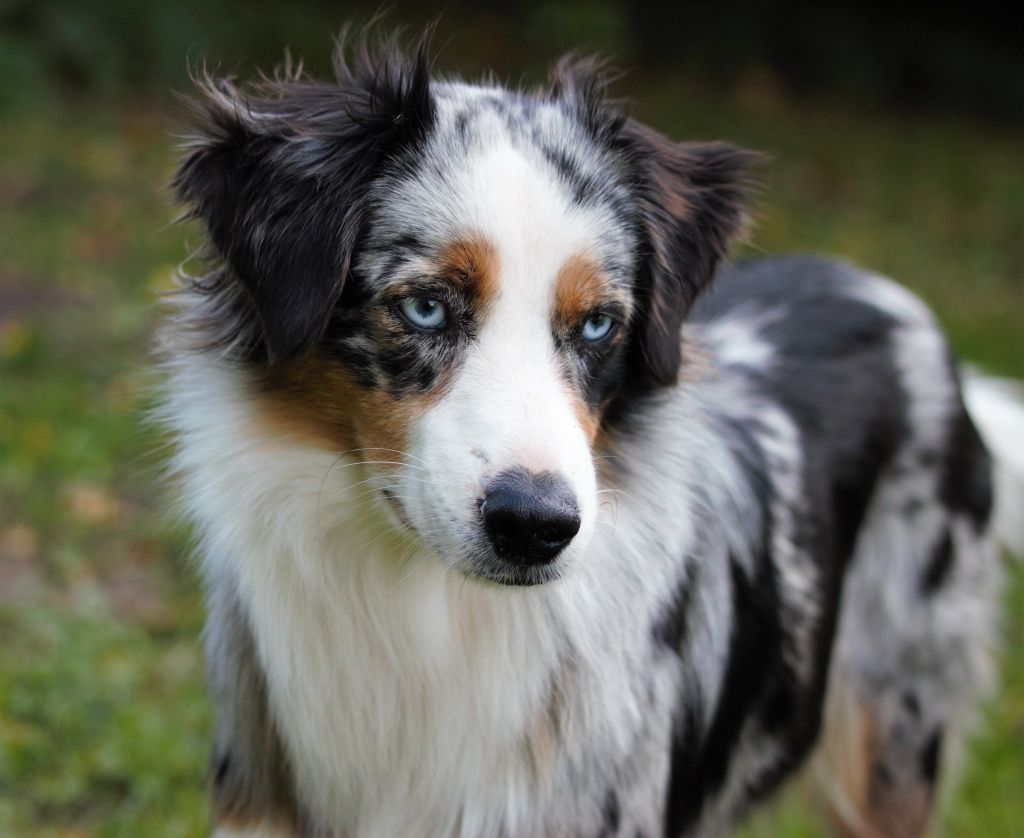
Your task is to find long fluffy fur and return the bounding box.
[161,31,1017,838]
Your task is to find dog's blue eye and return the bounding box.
[580,313,614,342]
[398,296,446,330]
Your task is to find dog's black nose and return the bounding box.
[481,469,581,565]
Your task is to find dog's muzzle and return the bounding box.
[480,468,581,566]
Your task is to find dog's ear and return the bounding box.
[621,120,759,387]
[548,57,758,388]
[172,33,434,364]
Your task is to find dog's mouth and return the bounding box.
[463,556,565,588]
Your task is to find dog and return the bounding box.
[160,30,1024,837]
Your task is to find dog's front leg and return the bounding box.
[204,569,304,837]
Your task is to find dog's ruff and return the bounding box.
[162,32,1023,838]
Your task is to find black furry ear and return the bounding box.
[172,30,434,364]
[623,123,761,387]
[548,56,758,388]
[622,120,759,387]
[547,54,626,146]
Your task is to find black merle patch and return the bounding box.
[662,550,784,834]
[651,564,698,653]
[902,691,922,718]
[212,752,232,789]
[597,789,621,837]
[537,139,603,205]
[939,386,993,531]
[920,527,955,595]
[920,729,943,784]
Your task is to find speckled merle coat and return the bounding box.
[161,30,1024,838]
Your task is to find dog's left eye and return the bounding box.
[398,296,447,330]
[580,312,615,342]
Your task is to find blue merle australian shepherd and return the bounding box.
[161,30,1024,838]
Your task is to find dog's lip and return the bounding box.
[464,559,564,588]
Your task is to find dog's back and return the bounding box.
[687,257,1001,835]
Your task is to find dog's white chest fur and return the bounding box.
[244,541,562,835]
[171,358,711,836]
[173,370,569,832]
[188,461,558,831]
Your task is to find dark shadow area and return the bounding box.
[3,1,1023,124]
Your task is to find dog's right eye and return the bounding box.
[397,296,447,331]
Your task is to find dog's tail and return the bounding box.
[961,368,1024,557]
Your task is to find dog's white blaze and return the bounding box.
[401,142,607,572]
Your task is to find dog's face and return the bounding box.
[173,38,754,585]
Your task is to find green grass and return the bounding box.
[1,78,1021,835]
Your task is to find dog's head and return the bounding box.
[173,33,756,586]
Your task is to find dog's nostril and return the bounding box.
[481,469,581,565]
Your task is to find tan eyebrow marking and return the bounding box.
[435,234,500,314]
[553,252,629,333]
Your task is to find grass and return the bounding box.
[0,75,1021,835]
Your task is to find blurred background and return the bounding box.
[1,2,1022,834]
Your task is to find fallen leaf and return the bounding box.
[65,484,123,526]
